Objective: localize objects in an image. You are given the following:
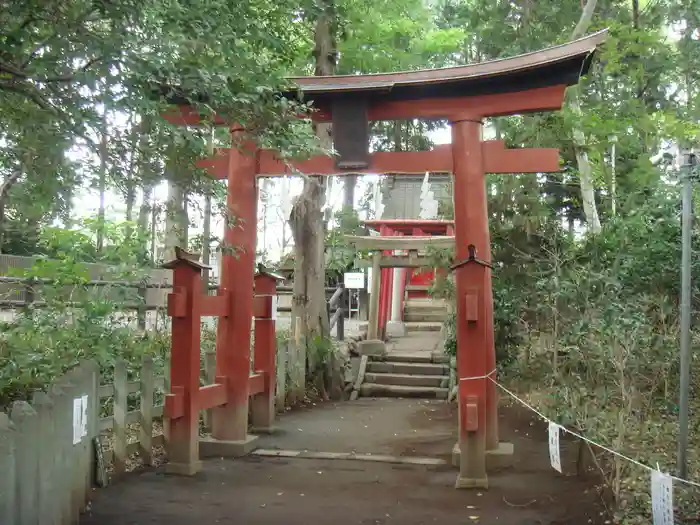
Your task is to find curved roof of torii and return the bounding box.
[284,30,608,103]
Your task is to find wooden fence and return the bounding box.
[0,346,291,525]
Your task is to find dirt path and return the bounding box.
[81,400,607,525]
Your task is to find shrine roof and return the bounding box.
[157,30,607,109]
[285,30,607,102]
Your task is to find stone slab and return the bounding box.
[199,435,259,458]
[385,321,406,337]
[357,339,387,357]
[165,460,203,476]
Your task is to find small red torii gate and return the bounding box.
[159,30,607,488]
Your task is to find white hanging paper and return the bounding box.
[73,397,83,444]
[271,295,278,321]
[651,470,674,525]
[81,394,89,438]
[548,422,562,473]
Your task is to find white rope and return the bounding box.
[458,369,497,381]
[487,377,700,489]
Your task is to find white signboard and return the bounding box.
[344,272,365,290]
[548,422,562,473]
[72,394,89,444]
[651,470,674,525]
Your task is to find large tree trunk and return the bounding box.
[569,0,602,234]
[287,2,337,402]
[164,179,187,261]
[96,108,108,253]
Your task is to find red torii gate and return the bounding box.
[160,30,607,488]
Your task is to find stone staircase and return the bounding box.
[402,297,449,329]
[359,354,451,399]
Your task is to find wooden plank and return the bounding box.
[356,255,434,269]
[139,357,154,467]
[203,352,216,431]
[249,373,265,396]
[99,377,165,400]
[200,295,229,317]
[112,360,128,476]
[345,235,455,251]
[482,141,559,173]
[253,295,272,319]
[198,383,227,411]
[99,405,165,432]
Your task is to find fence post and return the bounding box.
[113,360,128,476]
[337,285,346,341]
[31,392,56,525]
[47,383,72,524]
[139,356,154,467]
[24,278,35,308]
[0,413,16,525]
[203,351,216,431]
[10,401,39,525]
[276,340,287,412]
[137,284,147,330]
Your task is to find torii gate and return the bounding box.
[161,29,607,488]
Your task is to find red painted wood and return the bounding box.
[451,119,497,451]
[199,143,560,179]
[167,260,204,468]
[465,292,479,322]
[198,383,228,411]
[252,295,273,319]
[248,373,265,396]
[200,295,229,317]
[461,395,479,432]
[212,129,258,442]
[164,85,567,126]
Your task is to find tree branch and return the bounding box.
[571,0,598,40]
[0,170,23,208]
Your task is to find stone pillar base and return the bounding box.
[385,321,406,337]
[199,435,259,458]
[455,475,489,489]
[357,339,387,357]
[452,441,514,469]
[250,426,277,435]
[165,460,203,476]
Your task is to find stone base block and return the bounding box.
[385,321,406,338]
[455,475,489,489]
[199,435,259,458]
[165,460,203,476]
[250,426,277,435]
[357,339,387,357]
[452,441,514,469]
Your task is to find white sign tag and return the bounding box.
[344,272,364,290]
[73,395,90,444]
[548,422,562,473]
[73,397,83,444]
[651,470,674,525]
[81,394,89,438]
[271,295,278,320]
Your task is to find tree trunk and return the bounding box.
[288,2,337,402]
[164,179,187,262]
[97,110,108,253]
[569,0,602,234]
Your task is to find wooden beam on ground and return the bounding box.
[345,235,455,251]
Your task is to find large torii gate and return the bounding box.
[161,29,607,488]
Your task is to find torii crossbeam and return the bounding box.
[158,29,608,488]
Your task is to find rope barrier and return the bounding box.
[456,371,700,489]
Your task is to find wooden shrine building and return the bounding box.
[160,29,608,488]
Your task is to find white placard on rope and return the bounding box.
[548,422,562,473]
[344,272,364,289]
[651,470,674,525]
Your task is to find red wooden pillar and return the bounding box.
[378,225,393,339]
[251,271,280,432]
[451,118,494,488]
[208,126,259,454]
[163,253,206,475]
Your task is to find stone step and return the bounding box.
[360,383,449,399]
[364,372,449,388]
[366,361,449,376]
[403,311,447,323]
[376,353,450,364]
[404,322,443,332]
